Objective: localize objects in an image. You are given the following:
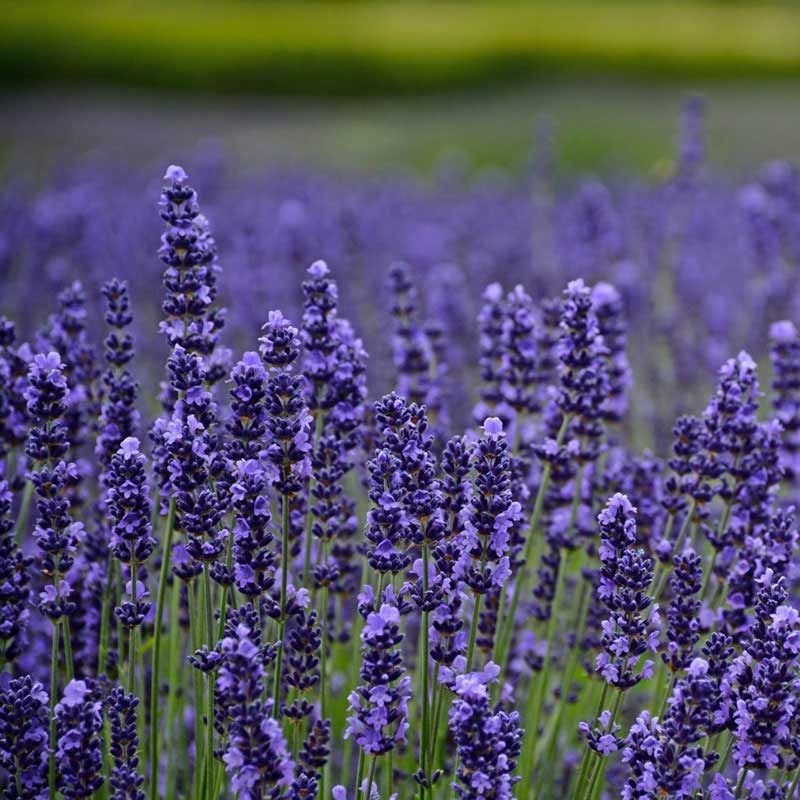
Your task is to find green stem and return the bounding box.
[658,672,676,720]
[355,748,365,798]
[465,594,481,672]
[14,479,33,546]
[419,542,431,798]
[189,580,205,799]
[365,754,378,799]
[319,540,330,800]
[573,682,609,799]
[699,549,719,603]
[786,764,800,799]
[149,500,175,800]
[273,496,291,717]
[733,770,746,799]
[165,576,183,800]
[203,565,215,800]
[535,573,591,767]
[62,611,74,683]
[582,689,624,800]
[48,622,59,800]
[128,554,138,694]
[518,546,570,799]
[98,556,114,676]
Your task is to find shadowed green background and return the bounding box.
[3,1,800,174]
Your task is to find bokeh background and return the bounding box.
[4,0,800,454]
[3,0,800,176]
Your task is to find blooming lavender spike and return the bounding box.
[0,674,49,799]
[661,548,702,674]
[726,577,799,771]
[216,615,295,797]
[453,417,519,598]
[619,660,718,800]
[346,590,411,756]
[0,478,30,665]
[449,666,522,800]
[300,259,340,415]
[474,283,510,427]
[25,352,83,618]
[230,458,277,599]
[591,281,632,423]
[0,318,27,477]
[107,687,144,800]
[42,281,99,500]
[499,284,542,420]
[227,351,268,462]
[158,165,225,361]
[95,279,139,473]
[769,319,800,483]
[107,437,155,630]
[556,279,610,462]
[55,679,104,799]
[387,263,440,418]
[594,494,660,690]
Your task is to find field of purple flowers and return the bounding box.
[2,97,800,800]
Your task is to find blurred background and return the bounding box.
[4,1,800,452]
[3,0,800,177]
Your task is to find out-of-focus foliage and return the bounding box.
[3,1,800,96]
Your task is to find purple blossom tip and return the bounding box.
[120,436,140,456]
[61,679,90,707]
[163,164,188,183]
[770,319,797,343]
[308,259,330,278]
[591,281,620,308]
[565,278,589,298]
[483,282,503,302]
[483,417,504,436]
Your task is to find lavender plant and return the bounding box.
[3,111,800,800]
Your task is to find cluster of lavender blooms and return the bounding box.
[1,116,800,800]
[6,99,800,453]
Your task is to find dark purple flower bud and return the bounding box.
[591,282,631,423]
[594,494,659,690]
[0,674,49,799]
[449,666,522,800]
[106,437,154,629]
[55,679,104,799]
[95,279,139,474]
[453,418,519,596]
[556,279,610,462]
[0,479,31,664]
[661,548,702,673]
[346,590,411,755]
[770,319,800,484]
[158,165,225,361]
[215,614,295,796]
[106,687,144,800]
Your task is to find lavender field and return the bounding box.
[2,94,800,800]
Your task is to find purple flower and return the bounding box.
[215,612,294,797]
[0,479,31,665]
[449,666,522,800]
[106,437,155,629]
[106,687,144,800]
[346,590,411,756]
[55,678,104,798]
[593,494,659,691]
[453,417,520,597]
[0,674,49,799]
